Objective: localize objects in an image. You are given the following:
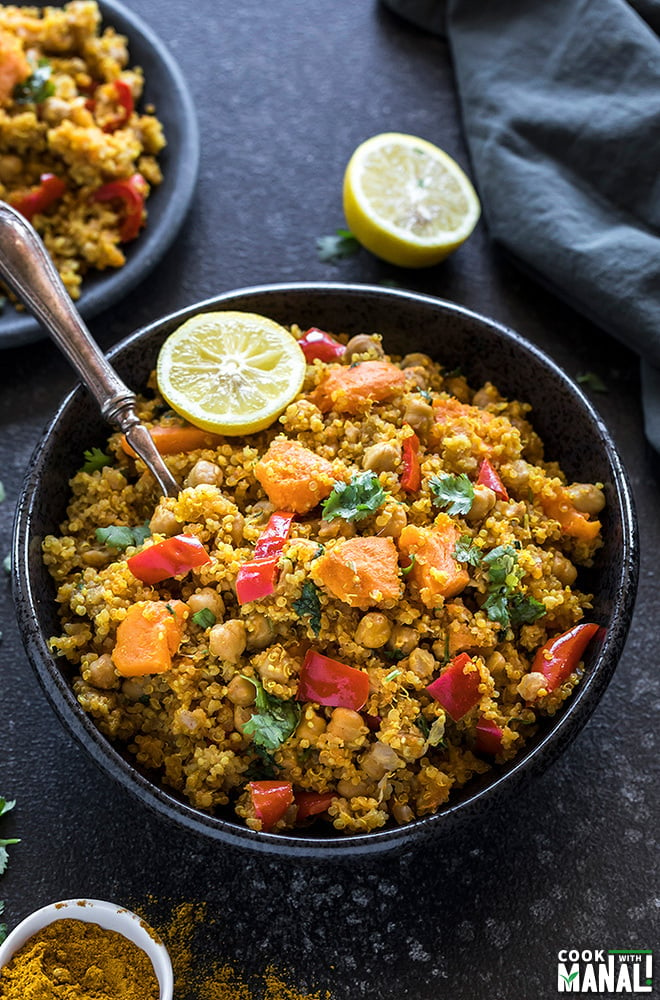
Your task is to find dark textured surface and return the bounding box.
[0,2,658,997]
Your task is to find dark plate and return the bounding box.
[0,0,199,349]
[12,283,639,858]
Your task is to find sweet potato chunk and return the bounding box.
[254,439,337,514]
[113,600,188,677]
[540,487,601,541]
[310,360,408,414]
[0,31,30,104]
[398,515,469,606]
[311,536,402,609]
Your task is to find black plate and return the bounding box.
[0,0,199,349]
[12,283,639,858]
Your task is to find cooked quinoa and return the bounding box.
[0,0,165,299]
[43,326,605,835]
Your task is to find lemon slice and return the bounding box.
[343,132,481,268]
[156,311,306,435]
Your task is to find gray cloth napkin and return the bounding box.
[382,0,660,450]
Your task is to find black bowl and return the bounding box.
[12,283,639,858]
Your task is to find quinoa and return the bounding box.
[43,327,606,835]
[0,1,165,299]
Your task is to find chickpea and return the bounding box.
[355,612,392,649]
[186,459,223,488]
[517,671,548,701]
[187,587,225,621]
[402,396,434,436]
[343,334,384,362]
[566,482,606,515]
[295,708,327,743]
[231,513,245,546]
[86,653,117,690]
[504,459,532,491]
[466,484,497,522]
[0,154,23,183]
[405,647,435,680]
[552,552,578,586]
[326,707,367,742]
[81,548,109,568]
[226,674,256,706]
[388,624,418,657]
[149,503,182,537]
[209,620,246,662]
[317,517,356,541]
[337,777,371,798]
[361,741,401,779]
[121,677,146,700]
[233,705,253,734]
[400,352,433,370]
[41,96,72,125]
[402,366,429,390]
[250,499,275,519]
[375,503,407,538]
[391,801,415,824]
[245,612,274,651]
[486,650,507,674]
[362,441,399,473]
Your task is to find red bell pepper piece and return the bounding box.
[297,650,369,711]
[400,428,421,493]
[531,622,601,692]
[127,534,210,584]
[294,790,336,821]
[426,652,482,721]
[248,780,294,832]
[103,79,134,132]
[93,172,148,241]
[236,511,295,605]
[10,172,66,222]
[298,328,345,363]
[474,718,504,755]
[476,458,508,500]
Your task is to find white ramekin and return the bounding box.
[0,898,173,1000]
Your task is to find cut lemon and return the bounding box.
[343,132,481,268]
[156,311,306,436]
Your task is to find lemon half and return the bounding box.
[343,132,481,268]
[156,311,306,436]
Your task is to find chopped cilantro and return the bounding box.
[0,797,19,891]
[508,592,546,627]
[244,746,279,780]
[481,544,545,630]
[577,371,608,393]
[316,228,360,263]
[292,580,322,636]
[192,608,216,629]
[383,648,406,663]
[429,472,474,516]
[95,522,151,551]
[384,667,402,683]
[321,470,388,522]
[82,447,111,474]
[415,714,430,738]
[453,534,482,566]
[401,553,417,575]
[13,60,54,104]
[242,676,301,753]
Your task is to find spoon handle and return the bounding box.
[0,201,178,497]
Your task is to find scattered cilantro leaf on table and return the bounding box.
[242,676,301,753]
[82,447,111,474]
[0,798,19,944]
[322,470,388,522]
[292,580,322,636]
[429,472,475,516]
[95,523,151,551]
[316,229,360,263]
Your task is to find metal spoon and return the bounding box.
[0,201,179,498]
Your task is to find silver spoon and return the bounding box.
[0,201,179,498]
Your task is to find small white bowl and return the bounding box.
[0,898,173,1000]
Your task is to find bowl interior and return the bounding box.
[12,283,639,857]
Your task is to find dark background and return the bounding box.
[0,2,657,997]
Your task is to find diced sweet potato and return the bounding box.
[0,31,30,104]
[121,423,223,457]
[398,515,469,607]
[310,360,408,414]
[113,600,188,677]
[254,439,337,514]
[311,536,402,609]
[540,488,601,541]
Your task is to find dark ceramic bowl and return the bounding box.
[12,283,639,858]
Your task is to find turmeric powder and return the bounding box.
[0,918,159,1000]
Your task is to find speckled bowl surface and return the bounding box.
[12,283,639,858]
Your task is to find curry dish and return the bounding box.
[43,326,604,834]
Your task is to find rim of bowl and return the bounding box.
[12,282,640,857]
[0,898,173,999]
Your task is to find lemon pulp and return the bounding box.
[343,132,481,267]
[156,311,306,435]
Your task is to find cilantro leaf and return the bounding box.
[508,593,546,627]
[292,580,322,636]
[577,372,608,393]
[453,534,482,566]
[482,591,511,629]
[13,60,55,104]
[0,798,19,880]
[480,545,545,630]
[95,523,151,551]
[316,228,360,264]
[192,608,216,629]
[242,676,301,752]
[321,470,388,522]
[82,447,111,474]
[429,473,474,516]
